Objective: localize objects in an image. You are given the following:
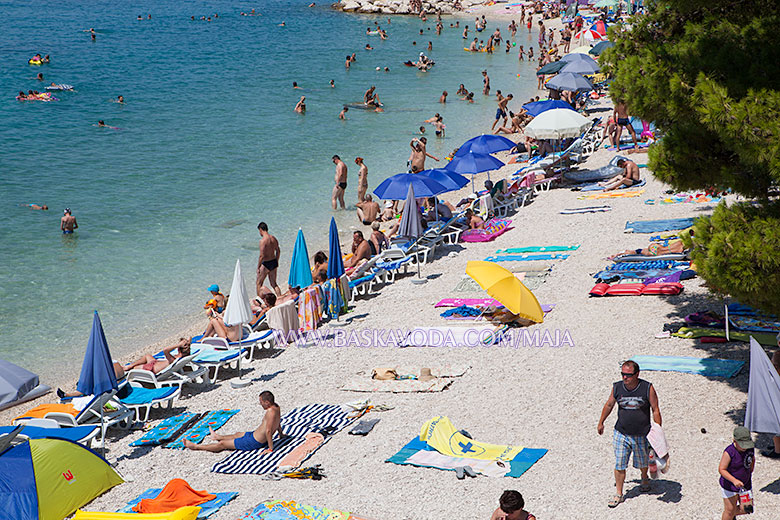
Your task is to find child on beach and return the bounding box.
[719,426,755,519]
[490,490,536,520]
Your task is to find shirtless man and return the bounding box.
[469,38,478,51]
[439,91,447,103]
[612,100,639,149]
[356,195,380,225]
[256,222,281,296]
[185,391,283,453]
[600,158,641,191]
[355,157,368,201]
[294,96,306,113]
[332,155,347,209]
[409,137,439,173]
[482,70,490,95]
[345,230,373,269]
[61,208,78,234]
[491,93,512,131]
[339,106,348,120]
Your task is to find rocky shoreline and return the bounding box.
[332,0,484,15]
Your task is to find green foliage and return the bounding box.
[603,1,780,312]
[682,202,780,315]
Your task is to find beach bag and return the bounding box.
[372,368,397,380]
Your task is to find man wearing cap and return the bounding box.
[60,208,78,234]
[597,360,662,508]
[204,285,225,314]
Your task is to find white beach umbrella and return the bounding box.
[223,259,252,327]
[523,108,591,140]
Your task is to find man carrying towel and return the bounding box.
[185,390,282,453]
[597,360,662,508]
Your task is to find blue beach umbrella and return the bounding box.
[417,168,469,192]
[288,228,313,289]
[560,59,600,75]
[560,52,599,65]
[445,151,505,188]
[522,99,576,117]
[536,61,566,76]
[589,40,614,55]
[455,134,516,156]
[76,311,117,397]
[326,217,345,280]
[545,72,594,92]
[373,172,447,201]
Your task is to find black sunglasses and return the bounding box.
[621,371,637,377]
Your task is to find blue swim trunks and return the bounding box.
[62,230,74,234]
[233,431,267,451]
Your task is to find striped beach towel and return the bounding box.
[164,409,239,450]
[211,404,354,475]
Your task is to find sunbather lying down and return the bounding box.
[124,337,192,373]
[609,239,685,260]
[185,390,283,453]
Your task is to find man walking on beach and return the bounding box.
[332,155,347,209]
[61,208,78,234]
[612,100,639,149]
[492,93,512,132]
[597,360,662,508]
[184,391,283,453]
[257,222,281,297]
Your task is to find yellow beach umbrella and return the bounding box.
[466,261,544,323]
[569,45,592,55]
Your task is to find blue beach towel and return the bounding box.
[386,436,547,478]
[484,253,570,262]
[624,218,696,233]
[130,411,198,447]
[211,403,354,475]
[119,489,237,518]
[631,355,744,378]
[117,385,177,405]
[496,245,579,253]
[193,347,243,364]
[164,409,240,450]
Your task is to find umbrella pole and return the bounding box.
[100,401,106,456]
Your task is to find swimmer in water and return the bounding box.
[294,96,306,113]
[330,79,335,87]
[365,43,373,50]
[439,91,447,103]
[339,106,348,120]
[36,73,43,81]
[278,21,285,26]
[292,81,301,89]
[98,120,106,127]
[22,204,48,210]
[115,95,124,104]
[61,208,78,234]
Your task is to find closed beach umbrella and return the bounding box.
[223,259,253,327]
[523,108,591,140]
[373,172,447,201]
[522,99,576,117]
[545,72,594,92]
[397,184,424,239]
[589,40,614,55]
[327,217,344,280]
[288,228,313,290]
[76,311,117,397]
[536,61,566,76]
[466,261,544,323]
[455,134,516,156]
[560,59,600,75]
[417,168,469,192]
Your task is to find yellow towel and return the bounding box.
[420,416,522,461]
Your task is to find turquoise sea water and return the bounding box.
[0,0,542,382]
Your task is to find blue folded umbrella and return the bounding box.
[288,228,313,289]
[327,217,345,280]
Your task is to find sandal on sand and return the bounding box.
[607,495,624,508]
[640,480,651,492]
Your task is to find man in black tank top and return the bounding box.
[597,360,662,508]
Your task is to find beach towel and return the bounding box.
[212,404,354,475]
[624,218,696,233]
[277,432,324,470]
[728,315,780,334]
[15,402,79,421]
[133,479,216,514]
[672,327,778,346]
[421,416,523,460]
[484,253,569,262]
[163,409,239,450]
[241,500,369,520]
[461,219,512,243]
[577,179,647,192]
[341,377,454,393]
[117,385,177,405]
[496,245,579,253]
[560,205,612,214]
[121,487,237,518]
[645,194,721,205]
[193,347,243,364]
[267,300,299,336]
[130,412,199,447]
[387,419,547,478]
[435,297,502,308]
[608,260,688,271]
[578,189,645,200]
[630,355,744,378]
[647,422,670,459]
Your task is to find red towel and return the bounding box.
[133,478,216,513]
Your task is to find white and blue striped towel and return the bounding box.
[211,403,354,475]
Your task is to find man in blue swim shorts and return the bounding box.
[184,390,283,453]
[60,208,78,234]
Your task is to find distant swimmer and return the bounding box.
[463,25,469,39]
[365,43,373,50]
[278,21,285,26]
[112,95,124,104]
[439,91,447,103]
[294,96,306,113]
[36,73,43,81]
[21,203,48,210]
[309,2,316,6]
[97,120,106,127]
[90,28,96,41]
[345,55,351,69]
[61,208,78,234]
[418,126,426,135]
[292,81,301,89]
[332,155,347,210]
[339,106,348,119]
[330,79,335,87]
[137,15,143,20]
